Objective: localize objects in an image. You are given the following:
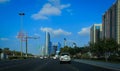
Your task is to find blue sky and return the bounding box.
[0,0,116,55]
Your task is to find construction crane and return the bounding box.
[24,34,40,57]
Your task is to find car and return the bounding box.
[59,52,71,64]
[53,56,57,59]
[40,56,43,59]
[53,55,59,59]
[44,56,48,59]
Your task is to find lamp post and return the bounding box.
[18,12,25,57]
[25,34,28,57]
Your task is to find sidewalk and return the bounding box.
[74,59,120,71]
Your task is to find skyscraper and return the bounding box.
[45,32,50,56]
[40,45,45,56]
[102,0,120,44]
[64,38,67,47]
[48,41,52,55]
[90,24,102,43]
[52,45,57,55]
[57,42,61,52]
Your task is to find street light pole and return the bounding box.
[25,35,28,57]
[19,12,25,57]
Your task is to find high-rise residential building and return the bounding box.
[45,32,50,56]
[64,38,67,47]
[48,41,52,55]
[57,42,61,52]
[90,24,102,43]
[102,0,120,44]
[52,45,57,55]
[40,45,45,56]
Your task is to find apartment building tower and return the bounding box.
[102,0,120,44]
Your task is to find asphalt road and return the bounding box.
[0,58,116,71]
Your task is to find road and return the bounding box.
[0,58,116,71]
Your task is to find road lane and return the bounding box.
[71,61,116,71]
[0,59,117,71]
[38,59,79,71]
[0,59,48,71]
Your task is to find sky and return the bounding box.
[0,0,116,55]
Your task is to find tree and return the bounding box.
[90,38,119,61]
[3,48,12,55]
[60,46,70,53]
[117,44,120,56]
[60,46,89,56]
[0,48,2,54]
[104,39,118,53]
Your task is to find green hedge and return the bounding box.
[8,56,34,60]
[8,56,26,60]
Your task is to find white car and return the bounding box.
[53,56,57,59]
[44,56,47,59]
[40,56,43,59]
[59,52,71,64]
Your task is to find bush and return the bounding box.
[109,55,120,62]
[8,56,27,60]
[81,53,91,59]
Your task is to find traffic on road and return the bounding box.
[0,58,116,71]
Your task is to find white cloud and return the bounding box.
[40,27,71,36]
[48,0,60,7]
[31,0,71,20]
[78,26,91,36]
[40,27,53,32]
[53,29,71,35]
[0,38,9,41]
[0,0,10,3]
[60,4,71,9]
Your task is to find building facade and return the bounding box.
[90,24,102,43]
[52,45,57,55]
[45,32,50,56]
[102,0,120,44]
[48,41,52,55]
